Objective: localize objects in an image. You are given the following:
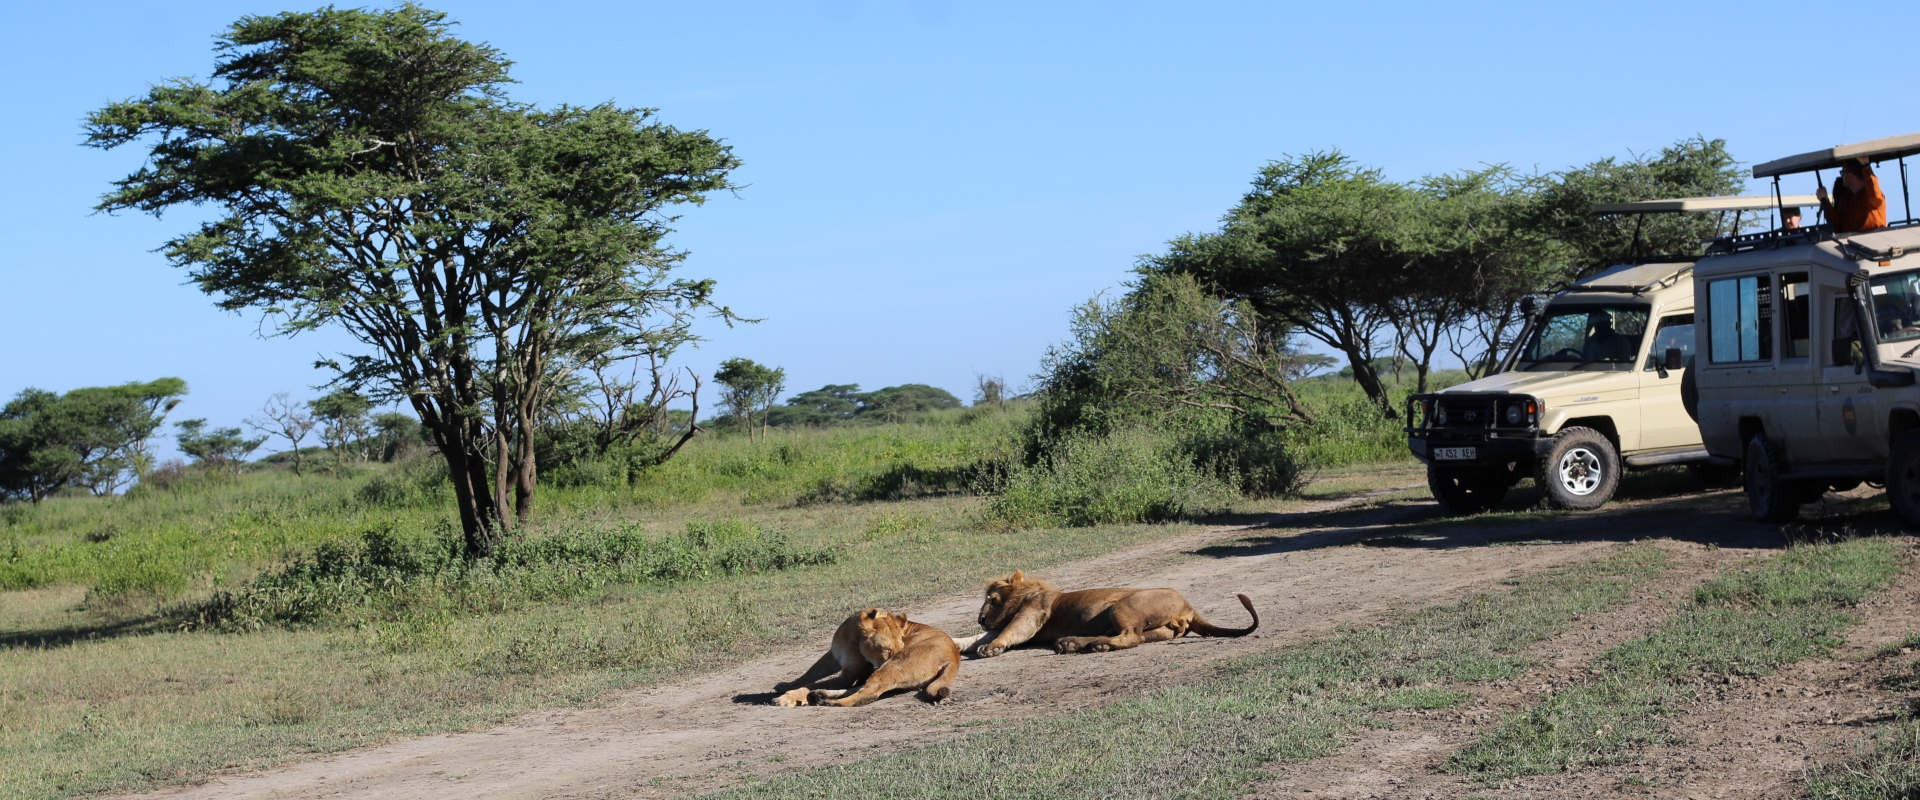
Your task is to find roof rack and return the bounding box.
[1752,132,1919,231]
[1592,194,1816,213]
[1752,133,1920,178]
[1589,194,1815,264]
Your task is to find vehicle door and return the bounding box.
[1812,285,1882,463]
[1637,311,1699,449]
[1772,273,1823,463]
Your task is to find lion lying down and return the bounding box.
[960,570,1258,657]
[772,608,960,707]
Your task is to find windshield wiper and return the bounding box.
[1901,340,1920,359]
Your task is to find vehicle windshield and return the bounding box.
[1869,268,1920,345]
[1515,305,1650,369]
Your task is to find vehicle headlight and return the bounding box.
[1435,405,1449,426]
[1504,404,1523,426]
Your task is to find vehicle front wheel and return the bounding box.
[1886,433,1920,528]
[1537,427,1620,510]
[1743,434,1803,523]
[1427,465,1509,514]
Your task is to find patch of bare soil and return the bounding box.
[126,480,1897,800]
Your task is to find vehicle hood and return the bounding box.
[1437,370,1624,400]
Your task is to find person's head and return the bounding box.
[1782,205,1803,229]
[1844,157,1874,177]
[1589,311,1614,334]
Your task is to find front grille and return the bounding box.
[1435,397,1497,430]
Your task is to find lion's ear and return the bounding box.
[860,607,880,620]
[1010,569,1024,582]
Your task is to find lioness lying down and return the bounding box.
[963,570,1258,656]
[772,608,959,707]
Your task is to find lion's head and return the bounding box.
[856,607,910,661]
[977,570,1056,631]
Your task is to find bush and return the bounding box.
[985,427,1239,529]
[193,518,838,631]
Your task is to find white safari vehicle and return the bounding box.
[1408,195,1812,513]
[1691,134,1920,523]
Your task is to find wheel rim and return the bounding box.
[1557,447,1603,496]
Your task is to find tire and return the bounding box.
[1537,427,1621,510]
[1742,434,1802,523]
[1427,465,1509,514]
[1680,364,1700,422]
[1886,433,1920,528]
[1686,462,1741,488]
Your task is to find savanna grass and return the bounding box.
[1448,536,1907,779]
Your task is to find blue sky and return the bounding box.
[5,0,1920,459]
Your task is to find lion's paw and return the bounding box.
[1053,638,1081,654]
[772,688,812,707]
[978,644,1005,658]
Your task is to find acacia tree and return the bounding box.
[714,358,786,440]
[87,7,739,554]
[1143,151,1410,417]
[310,389,373,464]
[0,379,186,501]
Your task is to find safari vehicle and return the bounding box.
[1407,195,1813,514]
[1691,133,1920,524]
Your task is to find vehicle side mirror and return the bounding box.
[1519,296,1539,319]
[1664,347,1684,371]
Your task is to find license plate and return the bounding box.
[1434,447,1477,461]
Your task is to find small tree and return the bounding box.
[714,358,786,440]
[176,419,265,473]
[310,390,374,465]
[372,412,426,462]
[248,393,317,475]
[974,374,1007,408]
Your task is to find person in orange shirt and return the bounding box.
[1816,157,1887,233]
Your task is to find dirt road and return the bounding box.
[127,480,1917,799]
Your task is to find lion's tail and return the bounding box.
[1188,593,1258,637]
[923,653,959,702]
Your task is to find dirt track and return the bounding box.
[126,479,1919,800]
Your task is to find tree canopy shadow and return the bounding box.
[0,611,178,651]
[1191,484,1907,560]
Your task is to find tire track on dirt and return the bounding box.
[1246,539,1754,800]
[125,482,1765,800]
[1502,536,1920,800]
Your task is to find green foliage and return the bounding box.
[310,389,374,464]
[1528,135,1744,275]
[174,418,265,472]
[713,358,787,433]
[194,518,837,632]
[764,383,965,428]
[0,379,186,501]
[985,427,1241,529]
[85,5,741,554]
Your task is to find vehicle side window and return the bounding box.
[1707,275,1772,363]
[1781,273,1810,360]
[1832,296,1863,366]
[1645,314,1694,371]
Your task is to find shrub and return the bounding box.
[193,518,838,631]
[985,427,1239,529]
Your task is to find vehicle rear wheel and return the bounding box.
[1743,434,1802,523]
[1686,462,1741,488]
[1886,433,1920,528]
[1536,427,1620,510]
[1427,465,1509,514]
